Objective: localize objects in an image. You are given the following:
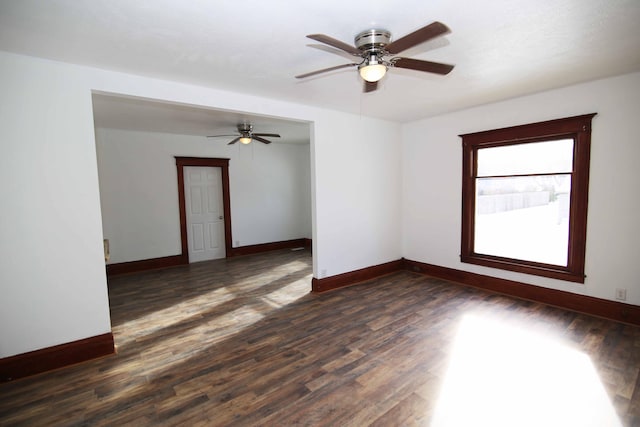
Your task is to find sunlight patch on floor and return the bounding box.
[261,275,312,308]
[225,260,310,290]
[114,286,236,345]
[108,262,312,383]
[114,260,310,346]
[431,313,621,427]
[124,304,268,380]
[278,259,312,272]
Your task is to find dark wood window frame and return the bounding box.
[460,113,596,283]
[175,157,233,263]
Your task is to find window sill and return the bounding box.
[461,254,585,284]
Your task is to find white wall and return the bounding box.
[313,113,403,278]
[0,54,111,357]
[402,72,640,305]
[0,51,402,357]
[95,128,312,264]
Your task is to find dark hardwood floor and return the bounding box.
[1,249,640,426]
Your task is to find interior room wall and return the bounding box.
[402,71,640,305]
[95,128,312,264]
[312,111,402,278]
[0,51,402,358]
[0,53,111,357]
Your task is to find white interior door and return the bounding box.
[184,166,225,262]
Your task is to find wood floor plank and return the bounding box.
[369,392,429,427]
[1,248,640,426]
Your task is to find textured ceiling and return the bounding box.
[2,0,640,126]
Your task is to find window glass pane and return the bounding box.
[474,175,571,266]
[477,139,574,177]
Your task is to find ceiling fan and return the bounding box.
[207,123,281,145]
[296,21,454,92]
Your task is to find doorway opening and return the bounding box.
[93,92,313,277]
[175,157,233,264]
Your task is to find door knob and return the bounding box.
[219,216,223,220]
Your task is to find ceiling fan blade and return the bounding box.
[227,137,241,145]
[207,134,238,138]
[253,133,281,138]
[296,63,358,79]
[306,34,360,55]
[252,135,272,144]
[309,43,359,61]
[385,21,450,54]
[393,57,454,75]
[363,80,378,93]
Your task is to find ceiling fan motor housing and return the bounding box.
[238,123,253,133]
[354,29,391,52]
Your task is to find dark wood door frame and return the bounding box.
[175,157,232,263]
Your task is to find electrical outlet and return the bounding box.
[615,288,627,301]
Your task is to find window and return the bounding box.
[460,114,596,283]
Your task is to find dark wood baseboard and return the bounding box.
[311,256,640,325]
[403,258,640,326]
[106,239,312,276]
[229,238,309,257]
[106,254,186,277]
[312,259,404,293]
[0,333,115,382]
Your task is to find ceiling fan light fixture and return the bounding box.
[359,55,387,82]
[359,63,387,82]
[299,22,454,92]
[208,123,280,145]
